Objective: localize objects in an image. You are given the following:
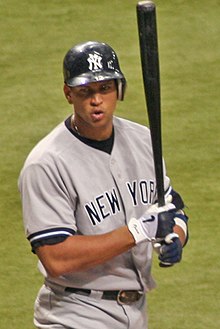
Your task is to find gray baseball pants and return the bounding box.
[34,284,148,329]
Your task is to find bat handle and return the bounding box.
[155,165,165,206]
[158,193,165,207]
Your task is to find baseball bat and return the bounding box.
[136,1,165,206]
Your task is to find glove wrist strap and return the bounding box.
[128,218,152,244]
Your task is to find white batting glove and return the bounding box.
[128,196,176,244]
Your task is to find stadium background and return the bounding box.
[0,1,219,328]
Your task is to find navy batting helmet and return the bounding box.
[63,41,126,100]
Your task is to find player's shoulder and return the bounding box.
[113,116,151,137]
[22,121,72,167]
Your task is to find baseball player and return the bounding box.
[18,41,189,329]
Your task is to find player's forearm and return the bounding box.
[174,224,186,246]
[36,226,135,277]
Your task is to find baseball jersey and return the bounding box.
[18,116,171,292]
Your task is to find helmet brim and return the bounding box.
[65,70,124,87]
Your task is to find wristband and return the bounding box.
[174,216,187,237]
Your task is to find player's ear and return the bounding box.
[63,84,73,104]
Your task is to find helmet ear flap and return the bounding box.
[116,78,126,101]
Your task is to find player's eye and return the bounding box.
[100,81,115,93]
[75,87,91,97]
[73,80,116,98]
[100,85,110,92]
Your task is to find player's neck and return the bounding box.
[71,116,113,141]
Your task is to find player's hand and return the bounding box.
[128,196,176,244]
[156,234,183,267]
[155,209,176,240]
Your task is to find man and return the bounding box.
[18,41,189,329]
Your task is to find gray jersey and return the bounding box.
[18,116,170,292]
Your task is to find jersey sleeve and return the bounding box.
[18,162,77,249]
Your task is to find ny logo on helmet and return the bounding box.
[87,53,103,71]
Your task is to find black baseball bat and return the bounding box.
[136,1,165,206]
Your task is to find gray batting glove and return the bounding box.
[128,197,176,244]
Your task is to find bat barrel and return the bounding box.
[137,1,165,206]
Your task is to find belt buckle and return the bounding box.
[117,290,143,305]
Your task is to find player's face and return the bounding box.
[64,80,118,140]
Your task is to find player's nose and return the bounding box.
[90,93,103,106]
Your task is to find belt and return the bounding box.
[65,287,143,305]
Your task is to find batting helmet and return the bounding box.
[63,41,126,100]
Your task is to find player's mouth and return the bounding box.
[90,110,105,121]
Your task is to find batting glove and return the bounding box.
[157,234,183,267]
[128,196,176,244]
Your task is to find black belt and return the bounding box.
[65,287,143,305]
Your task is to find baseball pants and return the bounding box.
[34,284,148,329]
